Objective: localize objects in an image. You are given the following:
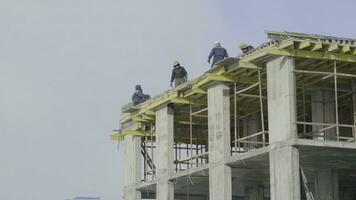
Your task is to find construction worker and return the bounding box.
[170,61,188,87]
[207,41,228,67]
[239,43,254,54]
[132,85,150,105]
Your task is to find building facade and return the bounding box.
[113,31,356,200]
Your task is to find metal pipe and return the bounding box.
[235,82,259,95]
[234,82,238,155]
[258,70,266,146]
[334,61,340,141]
[189,103,193,168]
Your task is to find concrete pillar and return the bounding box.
[155,105,174,200]
[311,90,336,140]
[208,82,232,200]
[245,185,264,200]
[267,56,301,200]
[242,114,260,150]
[315,169,339,200]
[123,135,142,200]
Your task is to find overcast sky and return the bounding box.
[1,0,355,200]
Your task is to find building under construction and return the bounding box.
[112,31,356,200]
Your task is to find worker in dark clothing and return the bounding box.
[239,43,254,54]
[170,61,188,87]
[132,85,150,105]
[207,41,228,67]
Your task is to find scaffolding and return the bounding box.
[295,60,356,142]
[232,66,269,155]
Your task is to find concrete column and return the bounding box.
[242,114,260,150]
[155,105,174,200]
[267,56,301,200]
[245,185,264,200]
[123,135,142,200]
[315,169,339,200]
[207,82,232,200]
[311,90,336,140]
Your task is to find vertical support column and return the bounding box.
[123,135,142,200]
[311,91,336,140]
[267,56,301,200]
[208,82,232,200]
[155,105,174,200]
[315,169,339,200]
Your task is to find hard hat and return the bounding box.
[239,43,248,49]
[214,41,221,47]
[173,60,180,66]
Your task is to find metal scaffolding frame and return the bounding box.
[174,104,209,172]
[232,67,269,155]
[294,60,356,142]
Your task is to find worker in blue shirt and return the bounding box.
[207,41,228,67]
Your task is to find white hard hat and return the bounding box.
[239,43,248,49]
[173,60,180,66]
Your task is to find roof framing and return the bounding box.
[112,30,356,140]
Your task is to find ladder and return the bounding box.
[300,167,315,200]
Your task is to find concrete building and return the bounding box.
[73,197,100,200]
[112,31,356,200]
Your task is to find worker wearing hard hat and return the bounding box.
[132,85,150,105]
[170,61,188,87]
[207,41,228,67]
[239,43,254,54]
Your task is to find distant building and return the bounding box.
[73,197,100,200]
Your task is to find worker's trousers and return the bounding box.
[175,78,186,87]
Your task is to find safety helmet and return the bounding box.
[214,41,220,47]
[239,43,248,49]
[173,60,180,66]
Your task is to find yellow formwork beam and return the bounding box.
[183,87,207,98]
[110,129,146,141]
[267,48,356,63]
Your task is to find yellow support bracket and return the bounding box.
[341,45,351,53]
[298,41,311,50]
[311,42,323,52]
[328,43,339,52]
[277,39,295,49]
[238,61,259,69]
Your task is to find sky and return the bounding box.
[0,0,355,199]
